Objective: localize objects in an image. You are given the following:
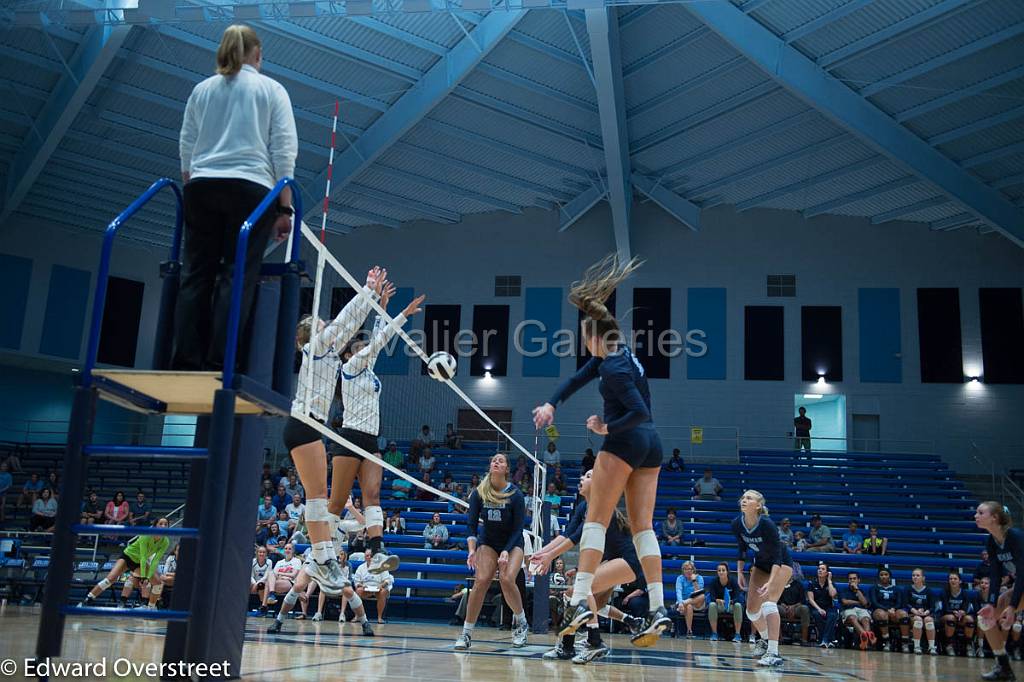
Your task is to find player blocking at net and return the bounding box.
[281,266,387,594]
[532,254,672,647]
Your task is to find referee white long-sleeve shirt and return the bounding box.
[179,64,298,189]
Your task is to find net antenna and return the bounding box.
[319,100,340,245]
[294,224,546,519]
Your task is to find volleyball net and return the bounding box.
[289,224,548,546]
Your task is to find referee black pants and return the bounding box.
[171,178,275,372]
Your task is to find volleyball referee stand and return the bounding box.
[34,177,304,680]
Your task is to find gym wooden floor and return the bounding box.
[0,607,991,681]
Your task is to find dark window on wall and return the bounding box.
[299,287,313,318]
[470,305,509,376]
[979,288,1024,384]
[801,306,843,382]
[422,305,462,375]
[744,306,785,380]
[632,288,671,379]
[331,287,356,317]
[767,274,796,297]
[98,277,145,367]
[577,291,616,369]
[494,275,522,297]
[917,288,963,383]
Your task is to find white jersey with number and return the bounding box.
[292,287,377,422]
[341,313,406,436]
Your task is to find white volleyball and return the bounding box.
[426,351,457,381]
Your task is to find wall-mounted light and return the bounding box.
[968,376,980,383]
[484,371,492,379]
[802,394,823,400]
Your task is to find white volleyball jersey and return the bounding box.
[291,287,377,422]
[251,558,272,584]
[341,312,406,436]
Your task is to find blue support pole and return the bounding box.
[531,501,552,634]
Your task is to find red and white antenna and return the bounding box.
[319,99,340,244]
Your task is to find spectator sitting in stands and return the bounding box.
[0,462,12,523]
[263,522,286,560]
[130,491,152,527]
[283,473,304,502]
[840,571,876,650]
[391,468,412,500]
[940,571,976,657]
[907,567,939,655]
[793,530,808,552]
[445,423,463,449]
[511,456,528,484]
[842,521,863,554]
[618,576,649,619]
[542,482,561,534]
[265,543,303,613]
[252,546,272,613]
[355,548,394,623]
[2,451,22,474]
[665,448,684,472]
[17,472,44,512]
[870,567,908,652]
[411,424,433,459]
[256,495,277,531]
[416,474,436,501]
[706,562,743,642]
[550,466,567,494]
[30,487,57,531]
[548,558,569,626]
[46,471,59,497]
[862,526,887,555]
[692,468,723,501]
[104,491,129,525]
[543,441,561,466]
[284,494,305,536]
[162,544,178,594]
[80,490,103,525]
[660,508,682,546]
[778,571,810,645]
[260,463,275,489]
[419,447,436,475]
[674,560,706,638]
[385,510,405,534]
[343,497,362,528]
[807,515,835,552]
[778,517,794,548]
[973,549,991,584]
[271,483,289,513]
[439,471,459,497]
[580,448,596,474]
[383,441,404,469]
[807,563,839,648]
[423,512,449,549]
[350,529,367,554]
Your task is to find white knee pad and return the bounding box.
[761,601,779,617]
[913,617,924,629]
[597,605,611,618]
[925,620,935,632]
[580,522,606,554]
[283,589,300,606]
[979,615,995,632]
[306,498,329,523]
[151,583,164,595]
[632,529,660,560]
[364,505,384,530]
[98,578,112,590]
[747,607,763,622]
[348,593,363,610]
[1013,623,1022,633]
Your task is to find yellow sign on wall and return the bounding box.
[690,427,703,445]
[545,425,559,442]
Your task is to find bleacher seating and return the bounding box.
[1,436,990,634]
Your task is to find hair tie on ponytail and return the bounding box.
[1005,505,1011,514]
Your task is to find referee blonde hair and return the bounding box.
[742,489,769,516]
[569,254,643,345]
[216,25,261,76]
[476,453,514,507]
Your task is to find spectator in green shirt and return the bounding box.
[79,518,171,610]
[383,441,404,469]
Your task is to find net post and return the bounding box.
[530,500,552,634]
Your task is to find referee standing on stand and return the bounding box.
[174,24,298,371]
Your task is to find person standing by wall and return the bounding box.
[794,407,812,453]
[174,24,298,371]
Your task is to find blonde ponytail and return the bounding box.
[569,253,644,345]
[216,25,260,76]
[477,453,514,506]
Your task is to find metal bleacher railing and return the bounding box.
[33,176,304,671]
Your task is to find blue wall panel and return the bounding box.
[522,287,562,378]
[375,287,414,375]
[0,254,32,350]
[858,288,902,383]
[687,287,726,380]
[39,265,91,360]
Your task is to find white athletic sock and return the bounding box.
[463,622,475,635]
[768,640,779,655]
[514,611,527,627]
[311,541,334,564]
[648,582,664,611]
[571,572,594,606]
[357,613,367,623]
[994,648,1007,656]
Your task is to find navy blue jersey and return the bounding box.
[870,582,904,610]
[465,484,526,553]
[988,527,1024,606]
[942,588,976,615]
[906,585,939,613]
[563,499,640,569]
[549,348,653,434]
[839,585,870,608]
[731,515,790,568]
